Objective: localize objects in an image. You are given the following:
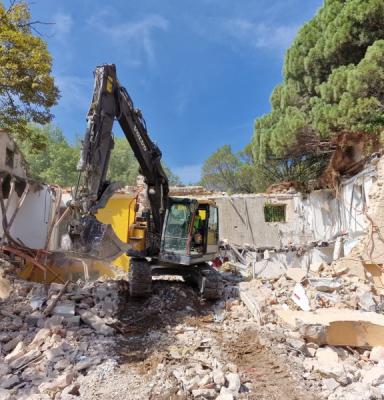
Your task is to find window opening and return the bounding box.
[264,204,286,222]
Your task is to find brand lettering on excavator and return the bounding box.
[133,124,148,152]
[106,76,113,93]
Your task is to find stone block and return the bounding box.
[286,268,306,283]
[277,308,384,347]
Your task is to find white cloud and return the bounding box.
[174,81,195,116]
[223,19,298,50]
[52,12,73,42]
[173,164,202,184]
[192,17,298,54]
[54,75,90,112]
[87,11,168,67]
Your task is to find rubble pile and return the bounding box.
[0,258,126,400]
[95,282,251,399]
[216,156,384,399]
[239,259,384,400]
[140,317,247,399]
[0,254,319,400]
[75,285,311,400]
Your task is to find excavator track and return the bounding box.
[186,263,224,300]
[152,263,224,300]
[198,264,224,300]
[128,258,152,297]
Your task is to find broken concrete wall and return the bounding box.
[0,132,62,250]
[344,156,384,264]
[0,130,58,249]
[214,193,302,248]
[301,163,375,246]
[251,246,335,279]
[0,183,58,249]
[10,186,57,249]
[212,156,378,260]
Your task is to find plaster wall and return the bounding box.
[214,194,304,248]
[212,161,377,250]
[0,184,55,249]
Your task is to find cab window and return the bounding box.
[208,205,218,244]
[163,203,191,254]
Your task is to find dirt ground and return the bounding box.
[77,279,318,400]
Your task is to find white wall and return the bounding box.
[0,184,56,249]
[211,162,377,251]
[214,194,303,248]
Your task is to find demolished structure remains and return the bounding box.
[2,123,384,399]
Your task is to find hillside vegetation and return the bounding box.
[201,0,384,193]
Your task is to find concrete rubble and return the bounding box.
[236,260,384,399]
[0,256,125,400]
[233,247,384,399]
[218,155,384,399]
[0,252,316,400]
[73,279,313,400]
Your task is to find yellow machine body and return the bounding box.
[17,194,219,284]
[17,193,137,284]
[96,193,137,271]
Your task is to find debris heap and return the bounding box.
[0,258,125,400]
[217,155,384,399]
[238,262,384,399]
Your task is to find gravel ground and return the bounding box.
[77,279,318,400]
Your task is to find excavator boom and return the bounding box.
[70,64,168,259]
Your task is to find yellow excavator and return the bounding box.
[67,64,223,299]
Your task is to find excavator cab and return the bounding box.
[159,198,219,265]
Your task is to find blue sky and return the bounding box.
[28,0,323,183]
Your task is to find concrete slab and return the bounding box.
[276,308,384,347]
[239,282,272,325]
[286,268,306,282]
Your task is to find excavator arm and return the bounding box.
[115,73,169,237]
[70,64,169,259]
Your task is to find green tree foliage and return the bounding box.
[201,143,330,194]
[200,144,264,193]
[18,124,79,186]
[19,127,181,188]
[107,137,140,185]
[107,137,181,186]
[258,155,330,191]
[200,145,241,192]
[0,1,59,149]
[252,0,384,163]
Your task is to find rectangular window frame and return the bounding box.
[264,203,286,223]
